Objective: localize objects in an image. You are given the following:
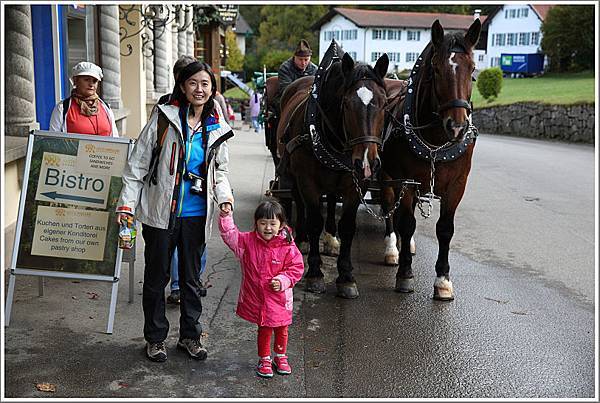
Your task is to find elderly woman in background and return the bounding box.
[49,61,118,137]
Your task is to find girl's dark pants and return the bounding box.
[141,216,206,343]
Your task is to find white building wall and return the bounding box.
[319,15,365,63]
[319,14,488,73]
[486,4,544,68]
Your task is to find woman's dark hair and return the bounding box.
[254,200,292,242]
[172,61,217,122]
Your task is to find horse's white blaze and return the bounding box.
[449,52,458,75]
[356,86,373,106]
[362,147,372,178]
[434,276,454,299]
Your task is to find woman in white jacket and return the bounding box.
[116,62,234,363]
[49,61,118,137]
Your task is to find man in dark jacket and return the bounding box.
[272,39,318,114]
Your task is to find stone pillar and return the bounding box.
[5,5,38,136]
[171,6,179,78]
[153,17,169,95]
[178,8,187,57]
[186,9,195,57]
[144,25,155,100]
[99,5,123,109]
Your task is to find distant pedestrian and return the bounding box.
[49,61,118,136]
[249,91,262,133]
[218,200,304,378]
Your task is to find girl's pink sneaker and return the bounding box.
[256,357,273,378]
[273,355,292,375]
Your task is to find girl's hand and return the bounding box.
[270,279,281,291]
[219,202,232,216]
[117,212,133,225]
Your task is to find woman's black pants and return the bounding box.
[141,216,206,343]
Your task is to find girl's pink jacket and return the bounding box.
[219,214,305,327]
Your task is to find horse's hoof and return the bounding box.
[336,282,359,299]
[384,254,399,266]
[298,241,310,255]
[322,232,340,256]
[395,277,415,293]
[305,277,326,293]
[433,277,454,301]
[410,236,416,255]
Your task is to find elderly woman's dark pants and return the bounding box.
[141,216,206,343]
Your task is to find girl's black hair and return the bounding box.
[254,200,292,243]
[172,61,217,123]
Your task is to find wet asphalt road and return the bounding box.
[3,128,596,399]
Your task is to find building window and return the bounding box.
[406,52,419,62]
[531,31,539,45]
[507,33,517,46]
[388,52,402,62]
[494,33,506,46]
[348,51,357,60]
[407,30,420,41]
[518,32,530,46]
[522,8,529,17]
[491,57,501,66]
[63,5,97,96]
[342,30,357,40]
[478,54,484,62]
[373,29,385,40]
[387,30,401,40]
[509,9,516,18]
[371,52,382,62]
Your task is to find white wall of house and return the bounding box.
[318,14,365,64]
[236,34,246,55]
[319,14,486,73]
[486,4,544,68]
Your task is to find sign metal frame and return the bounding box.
[5,131,133,334]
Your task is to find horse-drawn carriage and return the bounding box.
[262,19,482,301]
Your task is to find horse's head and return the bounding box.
[340,52,389,179]
[429,18,481,142]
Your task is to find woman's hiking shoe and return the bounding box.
[273,355,292,375]
[177,338,208,360]
[146,341,167,362]
[167,290,180,304]
[256,357,273,378]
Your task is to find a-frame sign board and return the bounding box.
[5,131,133,334]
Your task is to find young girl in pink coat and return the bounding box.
[219,200,304,378]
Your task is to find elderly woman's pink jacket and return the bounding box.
[219,214,304,327]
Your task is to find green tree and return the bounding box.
[225,29,244,72]
[541,5,595,72]
[477,67,503,102]
[261,50,290,72]
[257,5,328,54]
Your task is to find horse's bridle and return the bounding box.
[316,77,386,153]
[421,45,473,123]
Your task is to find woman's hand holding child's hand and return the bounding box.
[270,279,281,291]
[219,202,232,217]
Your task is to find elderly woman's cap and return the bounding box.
[72,61,103,81]
[294,39,312,57]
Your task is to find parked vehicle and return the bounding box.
[500,53,544,77]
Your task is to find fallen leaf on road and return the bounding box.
[71,296,77,300]
[201,332,209,337]
[118,382,129,388]
[484,297,509,304]
[36,383,56,392]
[314,347,326,352]
[87,292,99,300]
[511,310,528,315]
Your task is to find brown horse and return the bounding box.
[268,72,339,255]
[278,47,389,298]
[381,19,481,300]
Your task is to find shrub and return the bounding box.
[477,67,503,101]
[261,50,290,72]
